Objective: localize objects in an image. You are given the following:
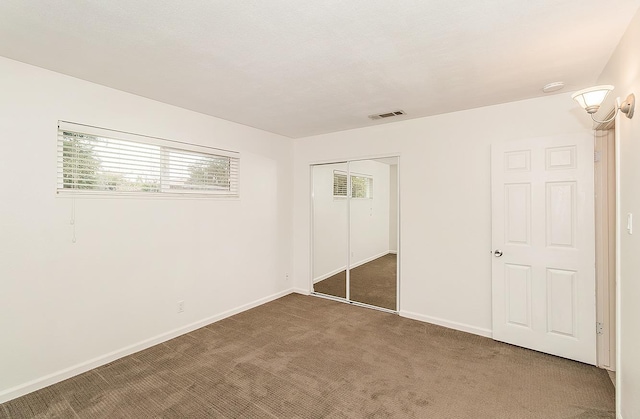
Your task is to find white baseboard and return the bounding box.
[0,288,294,404]
[389,250,398,254]
[313,266,346,283]
[291,287,310,295]
[313,250,391,283]
[351,251,390,270]
[399,310,493,339]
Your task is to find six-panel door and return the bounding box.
[491,134,596,365]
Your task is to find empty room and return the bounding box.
[1,1,640,418]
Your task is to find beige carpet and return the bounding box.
[314,253,397,310]
[0,294,614,418]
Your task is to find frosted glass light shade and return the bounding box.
[571,85,614,114]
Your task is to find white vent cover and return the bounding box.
[368,110,406,120]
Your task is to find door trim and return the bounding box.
[594,129,616,370]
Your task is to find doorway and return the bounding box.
[310,157,399,312]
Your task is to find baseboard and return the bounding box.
[399,310,493,339]
[389,250,398,254]
[313,266,346,283]
[351,251,390,269]
[313,251,391,283]
[0,288,294,404]
[291,287,310,295]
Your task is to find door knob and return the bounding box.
[494,249,503,257]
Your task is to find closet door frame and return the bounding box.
[309,155,400,313]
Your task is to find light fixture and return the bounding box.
[571,85,635,123]
[542,81,565,93]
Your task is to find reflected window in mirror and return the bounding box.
[333,170,373,199]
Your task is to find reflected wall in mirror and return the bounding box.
[312,162,347,299]
[311,157,399,311]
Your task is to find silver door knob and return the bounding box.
[494,249,503,257]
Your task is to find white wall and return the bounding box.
[293,94,591,336]
[389,164,398,253]
[312,163,348,280]
[0,57,294,402]
[597,8,640,418]
[311,160,390,282]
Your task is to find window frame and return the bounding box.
[350,173,374,199]
[56,121,240,199]
[332,170,373,199]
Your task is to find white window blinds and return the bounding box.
[333,171,373,198]
[333,171,348,196]
[56,121,239,197]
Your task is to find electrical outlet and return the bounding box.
[177,300,185,313]
[285,273,289,281]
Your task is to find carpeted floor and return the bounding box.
[0,294,614,418]
[314,253,397,310]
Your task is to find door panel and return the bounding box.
[505,183,531,245]
[546,182,576,247]
[491,134,596,365]
[546,268,577,337]
[505,263,531,328]
[312,162,348,300]
[348,158,398,311]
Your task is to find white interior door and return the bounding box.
[491,134,596,365]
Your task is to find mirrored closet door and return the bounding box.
[312,162,348,300]
[312,157,399,312]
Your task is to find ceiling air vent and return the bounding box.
[368,110,406,120]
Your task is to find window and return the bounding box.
[333,171,348,197]
[351,174,373,199]
[333,171,373,198]
[56,121,239,197]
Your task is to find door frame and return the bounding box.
[309,154,401,313]
[594,128,616,370]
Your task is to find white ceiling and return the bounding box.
[0,1,638,138]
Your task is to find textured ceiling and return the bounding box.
[0,1,639,138]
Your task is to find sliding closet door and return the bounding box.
[348,158,398,310]
[312,162,348,299]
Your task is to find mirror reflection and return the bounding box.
[312,157,398,311]
[312,162,348,299]
[348,158,397,310]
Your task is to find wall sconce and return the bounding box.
[572,85,635,123]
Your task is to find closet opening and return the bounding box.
[310,157,400,312]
